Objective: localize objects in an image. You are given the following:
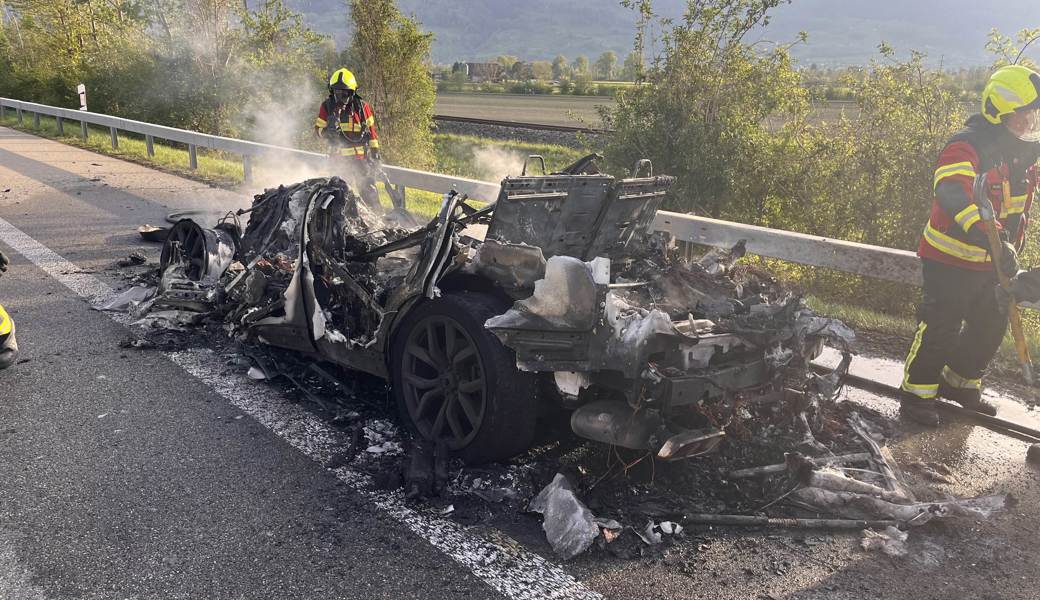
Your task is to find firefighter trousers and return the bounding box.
[901,259,1008,400]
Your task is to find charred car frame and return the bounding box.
[152,156,852,463]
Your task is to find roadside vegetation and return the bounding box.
[0,0,432,168]
[601,2,1039,312]
[434,52,643,97]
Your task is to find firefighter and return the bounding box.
[900,64,1040,425]
[0,249,17,371]
[314,67,383,211]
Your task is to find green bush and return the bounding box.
[507,80,553,94]
[600,2,972,313]
[478,82,506,94]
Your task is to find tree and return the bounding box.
[531,60,552,80]
[600,0,810,221]
[594,51,617,80]
[179,0,238,79]
[551,54,569,80]
[316,38,340,74]
[239,0,325,71]
[496,54,519,75]
[778,46,966,312]
[232,0,327,145]
[1,0,152,107]
[348,0,435,168]
[507,60,531,80]
[621,50,642,81]
[985,27,1040,70]
[572,54,589,76]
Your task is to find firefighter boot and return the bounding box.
[939,381,997,416]
[899,393,940,427]
[0,316,17,371]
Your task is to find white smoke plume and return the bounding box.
[470,145,526,181]
[232,67,331,190]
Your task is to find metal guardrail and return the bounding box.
[0,96,929,287]
[653,212,922,285]
[0,97,501,203]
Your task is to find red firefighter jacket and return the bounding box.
[315,96,380,159]
[920,114,1039,270]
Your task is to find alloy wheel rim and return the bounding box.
[401,315,487,449]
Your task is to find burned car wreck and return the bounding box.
[144,156,853,463]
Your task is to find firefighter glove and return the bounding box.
[1000,241,1020,276]
[368,148,381,162]
[1011,268,1040,303]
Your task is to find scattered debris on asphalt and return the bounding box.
[115,251,147,267]
[97,284,154,312]
[529,473,601,560]
[861,526,909,557]
[99,167,1017,566]
[138,224,169,243]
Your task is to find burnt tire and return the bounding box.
[390,291,536,464]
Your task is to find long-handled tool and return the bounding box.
[974,172,1035,386]
[812,364,1040,444]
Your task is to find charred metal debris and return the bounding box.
[116,156,861,465]
[108,156,1012,562]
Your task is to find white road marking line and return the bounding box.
[0,216,603,600]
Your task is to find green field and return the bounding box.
[434,92,611,128]
[434,93,866,129]
[433,95,966,129]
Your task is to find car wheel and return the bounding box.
[391,291,536,463]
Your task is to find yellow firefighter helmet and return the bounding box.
[982,64,1040,125]
[329,68,358,92]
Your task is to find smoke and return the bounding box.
[234,70,335,190]
[144,1,344,190]
[238,71,322,150]
[470,145,526,181]
[247,155,330,192]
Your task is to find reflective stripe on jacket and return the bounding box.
[315,97,380,159]
[918,114,1039,270]
[0,304,12,337]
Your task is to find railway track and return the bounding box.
[432,114,610,134]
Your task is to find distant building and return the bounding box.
[451,62,503,83]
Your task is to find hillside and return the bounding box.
[287,0,1039,67]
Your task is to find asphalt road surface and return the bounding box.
[4,126,1040,599]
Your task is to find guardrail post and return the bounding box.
[188,144,198,170]
[0,103,5,120]
[110,127,118,149]
[243,154,252,183]
[145,135,154,157]
[80,120,88,140]
[56,116,64,136]
[16,108,23,125]
[33,112,40,129]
